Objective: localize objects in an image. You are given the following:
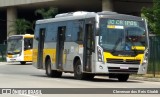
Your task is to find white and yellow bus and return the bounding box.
[33,11,149,81]
[7,34,34,65]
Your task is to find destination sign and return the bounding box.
[107,19,139,27]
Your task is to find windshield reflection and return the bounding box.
[99,19,146,52]
[7,38,22,54]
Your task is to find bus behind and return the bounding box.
[6,34,34,65]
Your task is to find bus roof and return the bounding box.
[36,11,144,24]
[36,11,96,24]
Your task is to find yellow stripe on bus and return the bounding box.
[24,49,33,61]
[33,48,67,65]
[24,35,34,38]
[43,49,56,64]
[32,49,38,63]
[103,52,144,64]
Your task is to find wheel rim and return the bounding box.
[76,65,81,75]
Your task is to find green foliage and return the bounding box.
[9,19,31,35]
[35,7,58,19]
[141,0,160,35]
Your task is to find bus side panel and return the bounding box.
[32,48,38,68]
[24,49,33,62]
[32,35,39,68]
[33,24,47,69]
[43,42,57,70]
[63,20,84,72]
[63,42,83,72]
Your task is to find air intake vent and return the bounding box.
[108,67,138,73]
[97,11,118,15]
[106,58,141,64]
[55,11,90,18]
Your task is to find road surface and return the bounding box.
[0,62,159,97]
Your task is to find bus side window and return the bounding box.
[24,39,33,50]
[77,26,83,42]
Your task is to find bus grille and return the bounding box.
[108,67,138,73]
[106,58,141,65]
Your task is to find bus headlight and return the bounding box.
[97,46,103,62]
[12,54,18,58]
[142,58,147,64]
[142,50,148,65]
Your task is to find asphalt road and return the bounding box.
[0,62,160,97]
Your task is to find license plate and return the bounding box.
[10,59,16,61]
[120,66,129,69]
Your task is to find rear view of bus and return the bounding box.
[6,34,34,65]
[97,12,149,81]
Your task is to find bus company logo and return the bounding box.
[2,89,12,94]
[1,89,42,94]
[118,54,131,57]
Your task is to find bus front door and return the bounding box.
[37,28,45,69]
[56,26,66,70]
[83,23,94,72]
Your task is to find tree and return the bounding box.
[141,0,160,35]
[35,7,58,19]
[9,19,31,36]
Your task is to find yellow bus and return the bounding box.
[33,11,149,81]
[6,34,34,65]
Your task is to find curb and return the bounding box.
[0,62,7,65]
[130,76,160,82]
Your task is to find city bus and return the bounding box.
[33,11,149,81]
[7,34,34,65]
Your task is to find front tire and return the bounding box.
[117,74,129,82]
[46,59,62,77]
[74,60,89,80]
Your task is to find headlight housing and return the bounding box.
[142,49,148,65]
[97,46,103,62]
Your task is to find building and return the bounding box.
[0,0,153,43]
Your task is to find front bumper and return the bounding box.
[94,62,148,74]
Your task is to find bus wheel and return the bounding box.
[117,74,129,82]
[74,60,86,80]
[20,61,26,65]
[46,59,62,77]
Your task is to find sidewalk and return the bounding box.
[130,75,160,82]
[0,62,7,65]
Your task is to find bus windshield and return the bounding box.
[7,36,23,54]
[99,18,147,52]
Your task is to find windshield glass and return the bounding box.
[7,36,23,54]
[99,18,147,52]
